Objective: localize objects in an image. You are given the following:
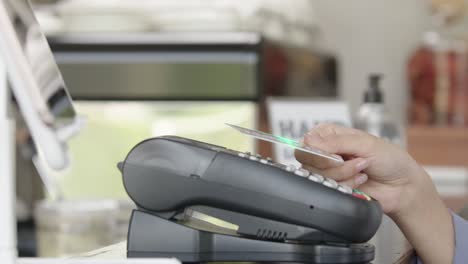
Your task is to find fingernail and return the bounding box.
[355,159,369,171]
[332,154,344,162]
[355,174,368,185]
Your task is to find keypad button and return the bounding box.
[323,178,338,189]
[294,168,310,177]
[273,163,287,170]
[285,165,296,172]
[337,185,353,194]
[249,155,259,161]
[308,173,324,183]
[352,193,371,201]
[353,189,372,201]
[314,173,325,182]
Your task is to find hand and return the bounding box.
[295,123,454,264]
[295,123,421,215]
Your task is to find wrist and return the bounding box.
[388,164,436,220]
[388,165,454,264]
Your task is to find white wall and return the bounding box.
[310,0,431,123]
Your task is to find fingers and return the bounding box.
[301,162,369,189]
[321,158,369,181]
[295,148,343,170]
[301,158,369,182]
[338,173,368,189]
[301,164,323,175]
[302,123,376,158]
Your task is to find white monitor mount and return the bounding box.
[0,2,182,264]
[0,45,16,264]
[0,68,179,264]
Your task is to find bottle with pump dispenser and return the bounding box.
[354,74,405,147]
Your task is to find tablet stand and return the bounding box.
[0,56,17,264]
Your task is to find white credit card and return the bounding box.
[226,123,344,164]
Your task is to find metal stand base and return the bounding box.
[127,210,375,264]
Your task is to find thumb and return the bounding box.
[303,123,376,158]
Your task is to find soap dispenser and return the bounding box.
[355,74,405,147]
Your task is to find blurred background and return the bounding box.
[13,0,468,262]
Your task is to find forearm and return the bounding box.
[390,168,454,264]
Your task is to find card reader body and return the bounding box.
[119,136,382,263]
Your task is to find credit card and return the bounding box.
[226,123,344,163]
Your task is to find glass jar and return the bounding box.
[408,2,468,126]
[34,199,118,257]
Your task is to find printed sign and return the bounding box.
[267,98,352,165]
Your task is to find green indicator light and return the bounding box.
[353,189,364,195]
[277,136,298,146]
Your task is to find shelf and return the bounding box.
[407,126,468,166]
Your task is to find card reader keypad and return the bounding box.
[236,151,370,200]
[294,168,309,177]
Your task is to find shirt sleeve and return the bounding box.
[413,212,468,264]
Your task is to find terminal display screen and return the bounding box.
[4,0,76,126]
